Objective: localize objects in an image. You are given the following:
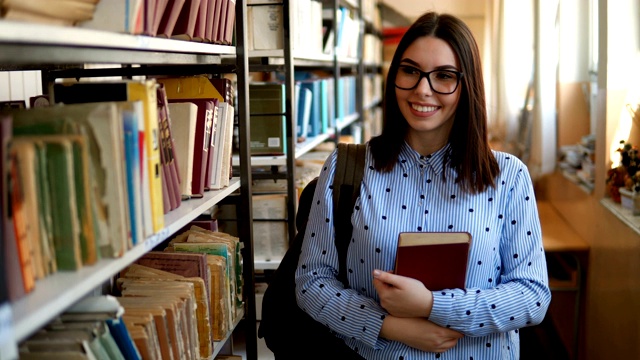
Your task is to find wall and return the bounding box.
[557,0,591,147]
[557,82,591,146]
[540,0,640,359]
[537,171,640,360]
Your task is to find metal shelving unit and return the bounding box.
[0,2,258,358]
[242,0,367,252]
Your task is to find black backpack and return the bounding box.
[258,143,367,360]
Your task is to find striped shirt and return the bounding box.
[295,142,551,359]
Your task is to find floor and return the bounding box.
[225,321,274,360]
[226,317,569,360]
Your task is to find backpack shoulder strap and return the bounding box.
[333,143,367,287]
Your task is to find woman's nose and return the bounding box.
[415,76,434,95]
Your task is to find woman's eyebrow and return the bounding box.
[399,58,459,71]
[399,58,421,67]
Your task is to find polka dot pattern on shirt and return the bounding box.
[295,144,550,360]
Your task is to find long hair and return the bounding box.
[369,11,499,193]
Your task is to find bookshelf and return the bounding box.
[359,0,384,143]
[12,180,241,343]
[0,1,258,359]
[240,0,371,257]
[236,0,382,274]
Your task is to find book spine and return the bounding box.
[191,102,213,196]
[157,0,186,37]
[128,81,165,233]
[203,101,217,190]
[157,85,182,210]
[193,0,209,40]
[123,112,143,246]
[172,0,201,39]
[224,0,236,44]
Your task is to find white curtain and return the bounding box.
[486,0,536,155]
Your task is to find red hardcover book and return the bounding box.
[193,0,209,41]
[178,216,218,234]
[153,0,170,35]
[211,0,224,43]
[159,145,172,214]
[157,84,182,211]
[203,99,219,190]
[168,99,213,197]
[394,232,471,291]
[222,0,235,45]
[204,0,217,42]
[172,0,202,40]
[215,0,229,44]
[133,251,210,296]
[208,78,233,105]
[157,0,186,37]
[143,0,156,35]
[189,219,218,232]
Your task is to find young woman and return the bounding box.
[295,11,551,359]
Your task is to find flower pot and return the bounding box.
[618,188,640,215]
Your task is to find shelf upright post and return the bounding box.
[235,1,258,359]
[332,0,340,146]
[283,0,298,245]
[356,0,365,143]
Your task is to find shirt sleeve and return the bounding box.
[428,162,552,336]
[295,149,388,350]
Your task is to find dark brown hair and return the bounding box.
[369,11,499,193]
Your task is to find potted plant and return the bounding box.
[609,140,640,213]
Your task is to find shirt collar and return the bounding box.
[398,141,451,175]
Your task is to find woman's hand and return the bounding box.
[380,315,463,353]
[373,269,433,318]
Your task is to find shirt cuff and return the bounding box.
[428,291,453,326]
[359,308,388,349]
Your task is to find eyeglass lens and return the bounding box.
[395,65,461,94]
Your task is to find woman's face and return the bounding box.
[395,36,462,151]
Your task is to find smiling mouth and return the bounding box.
[411,103,439,112]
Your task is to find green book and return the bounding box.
[34,141,57,274]
[248,83,286,155]
[15,135,98,268]
[44,139,83,271]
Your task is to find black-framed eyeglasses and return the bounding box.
[395,65,463,94]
